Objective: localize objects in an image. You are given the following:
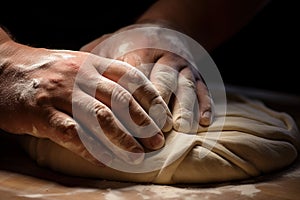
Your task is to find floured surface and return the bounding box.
[1,86,300,199]
[17,93,300,184]
[1,143,300,200]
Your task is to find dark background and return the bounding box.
[1,0,299,95]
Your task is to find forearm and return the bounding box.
[0,28,45,132]
[0,27,13,71]
[0,27,49,72]
[0,28,22,130]
[0,27,11,44]
[136,0,270,51]
[0,27,23,70]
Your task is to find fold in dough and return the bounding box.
[19,94,300,184]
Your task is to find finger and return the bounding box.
[149,53,187,103]
[172,67,199,133]
[96,81,166,150]
[43,107,106,166]
[99,59,173,133]
[109,85,166,150]
[72,88,147,164]
[196,80,214,126]
[75,58,166,151]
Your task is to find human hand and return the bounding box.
[0,40,172,165]
[81,23,214,133]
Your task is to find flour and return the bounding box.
[19,92,300,184]
[15,78,40,102]
[223,184,261,198]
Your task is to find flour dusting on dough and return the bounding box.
[283,168,300,178]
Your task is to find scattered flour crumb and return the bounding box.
[226,184,261,198]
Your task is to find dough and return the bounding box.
[19,94,300,184]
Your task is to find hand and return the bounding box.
[81,22,214,133]
[0,40,172,165]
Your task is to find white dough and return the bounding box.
[19,94,300,184]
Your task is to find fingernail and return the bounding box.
[150,133,165,150]
[200,111,212,126]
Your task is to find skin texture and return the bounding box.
[81,23,214,133]
[0,0,270,166]
[81,0,269,132]
[0,33,172,165]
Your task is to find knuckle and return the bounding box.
[48,111,60,125]
[134,84,159,106]
[94,104,114,122]
[116,133,137,149]
[135,115,151,128]
[123,53,142,67]
[35,92,51,106]
[168,53,187,66]
[47,113,78,141]
[127,68,146,84]
[150,95,163,105]
[181,109,194,119]
[60,58,81,73]
[111,87,132,108]
[47,112,65,129]
[155,71,177,92]
[94,104,123,138]
[181,79,196,89]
